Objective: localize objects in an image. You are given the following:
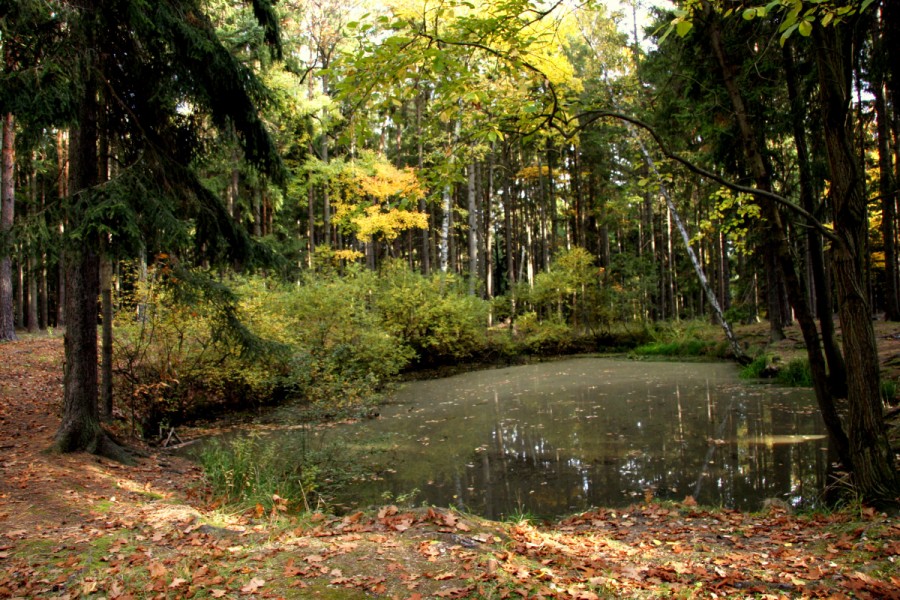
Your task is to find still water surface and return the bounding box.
[275,358,828,519]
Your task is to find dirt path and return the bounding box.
[0,335,898,599]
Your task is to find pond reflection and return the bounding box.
[295,358,827,518]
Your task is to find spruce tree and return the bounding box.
[29,0,286,459]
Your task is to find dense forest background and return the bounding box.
[0,0,898,503]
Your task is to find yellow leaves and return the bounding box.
[516,165,550,180]
[356,161,424,201]
[354,204,429,242]
[332,248,365,262]
[328,152,429,243]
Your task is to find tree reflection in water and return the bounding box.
[306,358,827,518]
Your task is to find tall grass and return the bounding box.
[632,339,716,357]
[199,434,319,513]
[776,359,813,387]
[740,354,771,379]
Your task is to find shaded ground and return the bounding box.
[0,333,898,599]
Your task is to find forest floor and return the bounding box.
[1,328,899,599]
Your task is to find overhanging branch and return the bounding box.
[569,110,840,245]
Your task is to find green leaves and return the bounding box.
[672,0,878,47]
[732,0,878,46]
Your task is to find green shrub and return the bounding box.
[374,260,489,364]
[113,263,413,435]
[257,271,414,391]
[113,263,288,435]
[514,312,574,354]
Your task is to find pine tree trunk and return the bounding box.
[415,86,430,274]
[485,151,494,301]
[40,256,48,329]
[56,131,67,329]
[0,113,15,341]
[100,254,113,420]
[27,255,38,333]
[503,146,516,289]
[440,185,451,273]
[54,3,128,462]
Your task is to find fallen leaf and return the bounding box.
[379,505,399,519]
[240,577,265,593]
[169,577,187,589]
[148,562,167,579]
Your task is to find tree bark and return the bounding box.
[783,42,846,395]
[814,24,899,504]
[415,84,430,275]
[53,1,129,462]
[0,113,16,341]
[56,131,67,329]
[27,255,38,333]
[100,253,113,420]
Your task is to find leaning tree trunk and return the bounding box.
[601,67,747,363]
[814,24,899,504]
[703,4,854,465]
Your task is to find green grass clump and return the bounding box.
[632,339,715,357]
[880,378,897,404]
[199,433,318,514]
[776,358,813,387]
[740,354,772,379]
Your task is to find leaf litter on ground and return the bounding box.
[0,336,897,598]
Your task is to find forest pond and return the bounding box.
[250,358,828,519]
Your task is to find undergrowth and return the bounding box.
[199,433,321,513]
[632,339,717,357]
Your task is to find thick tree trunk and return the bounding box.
[0,113,16,341]
[53,2,129,462]
[100,254,113,420]
[814,25,898,504]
